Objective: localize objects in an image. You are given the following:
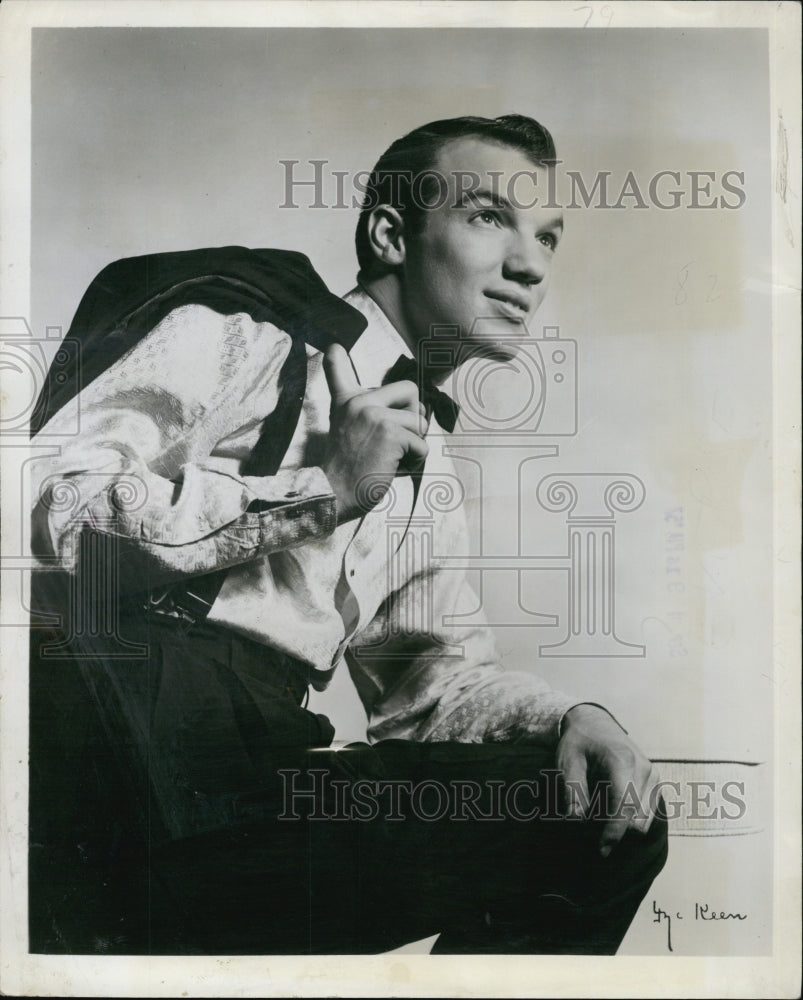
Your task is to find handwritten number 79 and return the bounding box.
[575,5,614,28]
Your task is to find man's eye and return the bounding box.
[538,233,558,251]
[472,210,500,226]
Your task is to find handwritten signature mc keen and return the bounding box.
[652,900,747,952]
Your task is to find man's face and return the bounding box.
[399,136,563,361]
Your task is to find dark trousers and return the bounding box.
[29,615,668,955]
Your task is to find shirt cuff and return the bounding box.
[248,467,337,550]
[245,466,334,508]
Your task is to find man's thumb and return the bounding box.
[323,343,359,403]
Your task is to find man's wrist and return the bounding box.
[558,702,629,740]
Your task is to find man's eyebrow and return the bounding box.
[460,189,565,230]
[542,214,564,232]
[459,187,513,210]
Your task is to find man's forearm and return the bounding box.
[32,461,337,591]
[29,302,344,588]
[421,670,579,746]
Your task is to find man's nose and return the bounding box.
[502,233,547,285]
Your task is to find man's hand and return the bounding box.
[556,703,662,858]
[322,344,428,524]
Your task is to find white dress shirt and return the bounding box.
[31,286,578,744]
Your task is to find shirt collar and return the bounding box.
[342,285,413,387]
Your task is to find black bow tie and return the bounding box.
[382,355,460,433]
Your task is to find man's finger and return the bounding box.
[364,380,421,413]
[323,343,360,403]
[397,428,429,467]
[383,408,428,437]
[599,816,630,858]
[599,759,652,855]
[628,762,662,834]
[558,749,590,820]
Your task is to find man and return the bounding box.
[29,114,667,954]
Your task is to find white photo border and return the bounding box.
[1,2,800,997]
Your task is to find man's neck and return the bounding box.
[358,272,453,386]
[358,272,415,349]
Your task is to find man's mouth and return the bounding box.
[485,292,530,321]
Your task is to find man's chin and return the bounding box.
[462,316,530,362]
[462,340,524,363]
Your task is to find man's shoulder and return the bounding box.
[83,245,364,350]
[32,247,366,434]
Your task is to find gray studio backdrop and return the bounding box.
[31,27,772,954]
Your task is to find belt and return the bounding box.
[137,580,220,635]
[121,595,313,709]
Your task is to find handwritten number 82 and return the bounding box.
[674,261,722,305]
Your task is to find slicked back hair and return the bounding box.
[355,114,557,278]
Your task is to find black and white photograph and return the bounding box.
[0,2,799,996]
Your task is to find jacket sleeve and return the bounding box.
[30,303,336,590]
[345,503,579,747]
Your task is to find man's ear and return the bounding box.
[365,205,406,269]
